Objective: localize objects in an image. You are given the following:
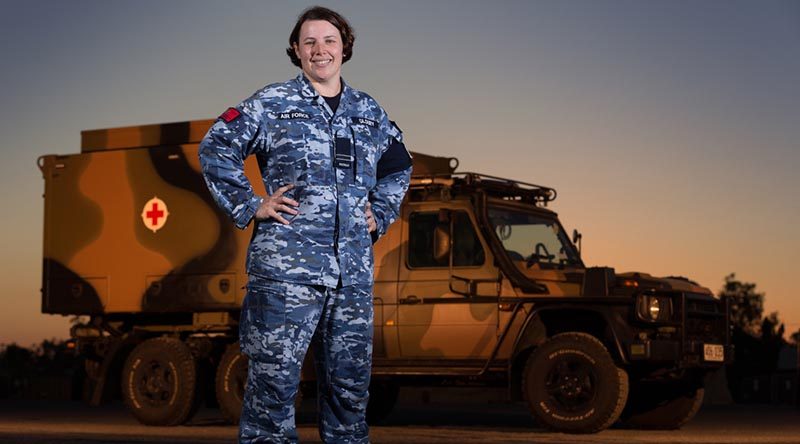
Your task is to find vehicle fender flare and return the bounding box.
[508,303,628,401]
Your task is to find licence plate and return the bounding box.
[703,343,724,362]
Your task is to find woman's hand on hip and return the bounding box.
[255,184,299,225]
[366,202,377,233]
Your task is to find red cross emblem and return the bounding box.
[141,197,169,233]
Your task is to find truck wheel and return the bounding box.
[366,380,399,425]
[619,382,704,429]
[121,337,198,426]
[523,332,628,433]
[215,342,248,424]
[215,342,305,424]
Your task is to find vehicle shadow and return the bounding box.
[364,387,541,431]
[186,387,546,431]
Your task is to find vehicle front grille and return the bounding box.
[682,294,728,344]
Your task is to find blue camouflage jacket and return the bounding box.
[199,74,412,288]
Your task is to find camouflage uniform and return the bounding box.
[239,278,373,443]
[199,73,411,443]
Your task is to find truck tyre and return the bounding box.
[366,380,399,425]
[215,342,304,424]
[522,332,628,433]
[215,342,249,424]
[121,337,198,426]
[619,382,704,429]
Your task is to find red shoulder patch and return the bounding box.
[219,107,241,123]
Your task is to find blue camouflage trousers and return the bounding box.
[239,276,373,444]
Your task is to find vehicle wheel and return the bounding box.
[216,342,249,424]
[121,337,198,426]
[366,380,399,425]
[215,342,304,424]
[619,382,704,429]
[522,332,628,433]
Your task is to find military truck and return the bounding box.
[39,119,730,433]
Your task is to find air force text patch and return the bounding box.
[278,111,310,120]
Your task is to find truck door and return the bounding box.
[396,204,499,359]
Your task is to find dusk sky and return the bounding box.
[1,0,798,345]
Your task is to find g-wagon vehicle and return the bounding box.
[39,119,730,433]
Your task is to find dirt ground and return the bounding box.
[0,387,798,443]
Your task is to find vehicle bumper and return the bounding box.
[628,339,733,367]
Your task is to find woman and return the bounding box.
[199,6,412,443]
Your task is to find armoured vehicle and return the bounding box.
[39,119,731,433]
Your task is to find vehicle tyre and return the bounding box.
[522,332,628,433]
[215,342,305,424]
[366,380,399,425]
[121,337,198,426]
[618,381,704,429]
[216,342,249,424]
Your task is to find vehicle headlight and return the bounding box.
[647,297,661,320]
[637,294,672,322]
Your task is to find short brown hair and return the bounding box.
[286,6,355,67]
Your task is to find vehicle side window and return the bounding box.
[408,211,485,268]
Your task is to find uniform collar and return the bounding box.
[296,73,351,101]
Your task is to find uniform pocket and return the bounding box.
[239,278,286,362]
[351,125,379,189]
[348,185,372,241]
[270,121,296,144]
[267,120,330,190]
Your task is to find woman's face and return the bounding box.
[294,20,343,87]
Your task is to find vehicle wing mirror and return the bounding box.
[572,228,582,256]
[450,275,499,298]
[474,280,498,296]
[449,275,471,296]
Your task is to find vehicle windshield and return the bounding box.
[487,206,581,271]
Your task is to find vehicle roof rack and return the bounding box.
[410,171,557,206]
[410,152,459,175]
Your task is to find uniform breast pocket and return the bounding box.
[268,120,328,189]
[271,122,307,151]
[351,125,380,189]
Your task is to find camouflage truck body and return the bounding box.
[41,119,251,317]
[40,119,731,433]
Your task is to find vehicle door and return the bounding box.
[396,202,499,359]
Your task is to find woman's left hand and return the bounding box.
[365,202,377,233]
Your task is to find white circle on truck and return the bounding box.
[141,197,169,233]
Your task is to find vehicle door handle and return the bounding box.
[399,295,421,305]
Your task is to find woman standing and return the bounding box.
[199,6,412,443]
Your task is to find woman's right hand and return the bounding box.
[255,184,299,225]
